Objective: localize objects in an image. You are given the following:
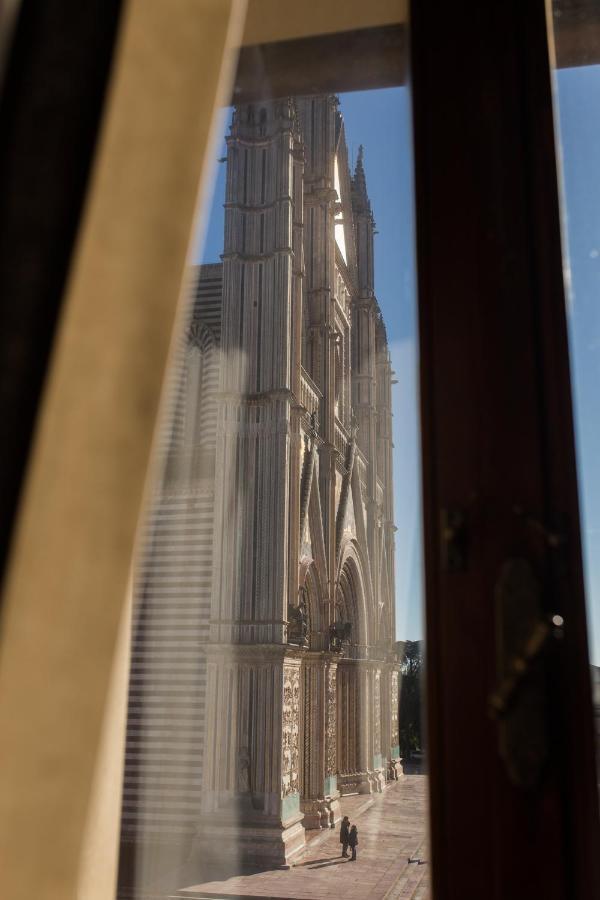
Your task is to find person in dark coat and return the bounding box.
[348,824,359,861]
[339,815,350,857]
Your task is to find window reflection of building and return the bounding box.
[119,95,402,889]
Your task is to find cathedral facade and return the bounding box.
[120,95,401,885]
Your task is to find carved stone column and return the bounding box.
[371,667,386,792]
[336,660,357,789]
[324,657,341,825]
[193,646,305,867]
[325,659,338,795]
[282,657,303,823]
[336,659,372,795]
[389,666,403,779]
[357,662,372,787]
[299,653,341,830]
[380,665,392,766]
[391,668,400,757]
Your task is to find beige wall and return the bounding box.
[76,590,132,900]
[242,0,406,45]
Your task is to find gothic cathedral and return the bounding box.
[120,95,401,884]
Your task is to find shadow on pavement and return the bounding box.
[294,855,345,867]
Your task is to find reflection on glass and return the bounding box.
[549,3,600,787]
[117,83,426,899]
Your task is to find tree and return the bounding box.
[398,640,423,760]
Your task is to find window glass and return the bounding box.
[549,1,600,787]
[117,35,428,899]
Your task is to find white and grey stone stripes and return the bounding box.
[121,267,223,843]
[164,267,223,466]
[122,489,214,839]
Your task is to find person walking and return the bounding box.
[348,824,359,861]
[339,815,350,858]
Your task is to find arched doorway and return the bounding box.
[335,548,376,794]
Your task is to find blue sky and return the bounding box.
[336,89,423,645]
[194,73,600,658]
[555,65,600,665]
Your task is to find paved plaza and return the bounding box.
[171,775,429,900]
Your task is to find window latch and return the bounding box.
[489,558,563,788]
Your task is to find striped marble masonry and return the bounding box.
[120,266,222,843]
[189,265,222,454]
[193,264,223,340]
[162,265,223,464]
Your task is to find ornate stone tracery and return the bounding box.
[391,671,400,751]
[282,665,300,798]
[326,666,337,777]
[374,670,382,760]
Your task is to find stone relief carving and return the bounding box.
[374,671,382,755]
[282,666,300,796]
[326,667,337,776]
[391,671,399,749]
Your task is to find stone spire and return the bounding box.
[351,144,375,295]
[351,144,370,214]
[352,144,370,209]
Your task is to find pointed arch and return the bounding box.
[299,561,323,648]
[306,462,328,594]
[377,542,392,643]
[185,321,218,450]
[336,539,373,655]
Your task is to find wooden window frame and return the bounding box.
[1,1,599,898]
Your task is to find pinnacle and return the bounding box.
[352,144,370,208]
